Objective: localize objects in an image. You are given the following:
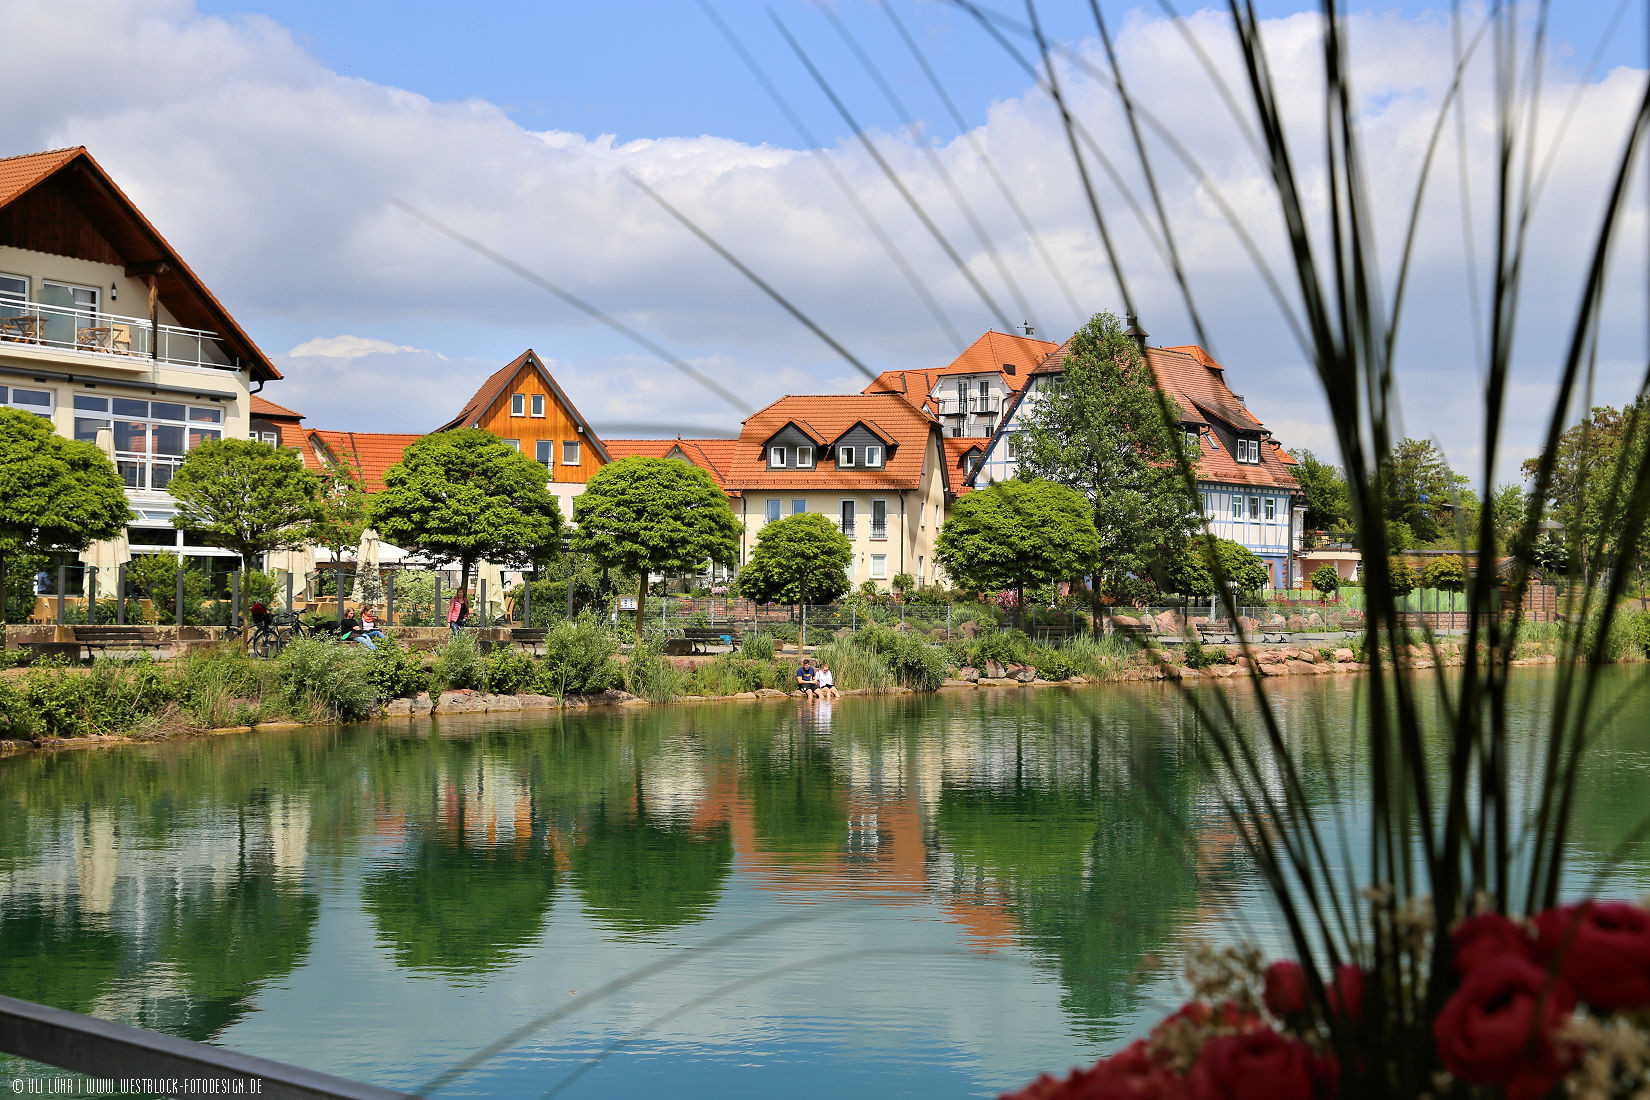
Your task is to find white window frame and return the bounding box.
[504,438,521,452]
[919,501,928,528]
[1249,495,1261,520]
[562,440,580,466]
[770,445,787,468]
[869,553,887,580]
[864,444,883,467]
[1231,495,1243,519]
[838,445,855,468]
[765,498,781,523]
[0,271,27,303]
[1,384,54,418]
[536,440,553,467]
[791,499,806,515]
[511,393,525,417]
[530,394,545,418]
[1265,497,1277,521]
[870,498,888,539]
[840,499,856,537]
[796,444,813,467]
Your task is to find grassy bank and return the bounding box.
[0,613,1634,746]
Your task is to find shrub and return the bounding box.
[1061,633,1135,679]
[538,615,621,695]
[1030,648,1078,681]
[809,640,895,693]
[742,631,777,661]
[623,641,682,703]
[973,629,1034,667]
[433,632,485,692]
[368,636,430,700]
[177,645,271,727]
[0,679,38,739]
[685,653,787,695]
[882,634,948,691]
[483,646,537,695]
[1183,641,1226,670]
[275,636,378,721]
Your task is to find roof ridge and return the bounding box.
[0,145,83,165]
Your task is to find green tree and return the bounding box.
[308,463,369,568]
[1294,450,1351,543]
[1382,438,1468,546]
[891,571,916,597]
[0,409,132,623]
[1016,311,1199,612]
[736,513,852,647]
[1489,483,1529,557]
[1311,563,1341,598]
[572,456,742,636]
[935,479,1100,627]
[1423,556,1469,612]
[373,429,564,595]
[1163,536,1270,598]
[167,438,319,578]
[1387,557,1420,599]
[1522,402,1650,586]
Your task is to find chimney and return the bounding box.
[1003,362,1016,376]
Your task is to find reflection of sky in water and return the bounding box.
[1,666,1648,1097]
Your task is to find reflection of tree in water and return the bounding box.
[0,900,122,1015]
[571,790,732,934]
[935,719,1205,1039]
[153,870,321,1042]
[748,726,846,860]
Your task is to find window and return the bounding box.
[1237,437,1261,463]
[919,501,928,528]
[1,386,53,417]
[536,440,553,467]
[864,445,883,467]
[1185,428,1201,450]
[839,446,855,467]
[765,499,781,523]
[39,281,98,347]
[870,554,887,579]
[511,394,525,417]
[796,445,813,467]
[1002,435,1013,460]
[562,440,580,466]
[871,499,888,539]
[770,445,787,468]
[1202,492,1210,515]
[840,500,856,537]
[258,431,279,445]
[504,439,521,452]
[72,394,222,490]
[1265,497,1277,521]
[917,554,925,582]
[1231,496,1243,519]
[1249,496,1261,519]
[791,499,806,515]
[530,394,545,417]
[0,273,25,304]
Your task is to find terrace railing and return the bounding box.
[0,296,235,370]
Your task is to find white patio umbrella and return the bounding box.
[476,559,506,623]
[351,529,381,605]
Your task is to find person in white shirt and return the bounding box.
[816,663,838,698]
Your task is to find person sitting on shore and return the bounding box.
[340,611,377,651]
[816,662,838,698]
[796,658,818,696]
[360,606,386,641]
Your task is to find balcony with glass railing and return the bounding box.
[0,296,234,370]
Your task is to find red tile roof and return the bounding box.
[306,430,425,492]
[604,437,740,494]
[434,348,610,461]
[0,146,279,382]
[865,329,1057,415]
[731,394,945,492]
[943,437,988,496]
[250,394,303,421]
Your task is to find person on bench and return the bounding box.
[796,658,818,696]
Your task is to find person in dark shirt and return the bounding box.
[796,658,818,696]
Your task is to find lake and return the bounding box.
[2,667,1648,1097]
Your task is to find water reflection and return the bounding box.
[0,668,1644,1097]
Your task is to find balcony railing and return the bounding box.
[935,396,1001,416]
[0,297,233,370]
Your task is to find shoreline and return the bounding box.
[0,642,1570,759]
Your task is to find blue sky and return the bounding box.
[4,2,1645,476]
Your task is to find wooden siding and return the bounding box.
[474,361,604,483]
[0,182,123,265]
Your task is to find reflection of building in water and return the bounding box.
[73,807,120,915]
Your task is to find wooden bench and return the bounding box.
[69,625,163,662]
[510,628,548,654]
[681,626,743,654]
[1031,624,1077,644]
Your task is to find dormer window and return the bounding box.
[770,446,787,468]
[511,394,525,417]
[531,394,545,417]
[797,445,813,467]
[839,446,855,467]
[864,445,883,467]
[1237,436,1261,464]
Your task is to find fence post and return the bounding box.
[386,573,395,626]
[231,571,240,631]
[947,604,951,641]
[521,573,529,627]
[56,564,66,625]
[116,564,126,626]
[175,560,184,627]
[479,579,487,628]
[285,571,295,616]
[87,567,98,625]
[336,565,344,625]
[566,578,574,621]
[435,573,442,630]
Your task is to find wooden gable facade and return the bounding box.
[436,349,609,484]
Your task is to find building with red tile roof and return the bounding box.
[604,437,740,495]
[864,329,1056,438]
[726,393,951,588]
[973,340,1305,587]
[304,429,428,493]
[250,394,304,448]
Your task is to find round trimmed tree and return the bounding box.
[168,437,321,578]
[935,479,1100,627]
[736,512,852,647]
[1311,564,1341,599]
[572,456,742,636]
[0,409,132,624]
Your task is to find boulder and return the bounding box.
[1287,615,1307,632]
[1113,615,1141,630]
[588,689,639,707]
[1007,664,1037,683]
[518,693,558,710]
[1333,648,1354,663]
[410,693,433,715]
[488,694,523,712]
[940,679,977,689]
[753,688,787,698]
[957,666,981,683]
[434,691,483,714]
[1306,611,1326,630]
[384,698,414,717]
[1154,609,1182,635]
[620,697,652,707]
[977,677,1019,687]
[959,620,982,638]
[983,659,1007,680]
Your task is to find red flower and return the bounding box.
[1189,1028,1336,1100]
[1000,1042,1185,1100]
[1152,1000,1257,1038]
[1451,912,1535,976]
[1534,901,1650,1011]
[1433,955,1574,1100]
[1263,960,1310,1018]
[1327,964,1367,1024]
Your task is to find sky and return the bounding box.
[3,0,1646,481]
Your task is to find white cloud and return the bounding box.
[285,335,425,359]
[0,1,1642,480]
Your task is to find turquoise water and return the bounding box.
[2,669,1647,1097]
